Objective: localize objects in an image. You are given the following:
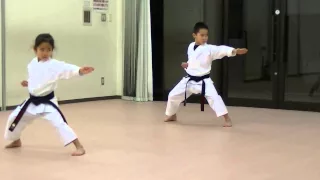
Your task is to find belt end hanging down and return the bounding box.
[201,96,205,111]
[8,122,17,131]
[184,91,187,106]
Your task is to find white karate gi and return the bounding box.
[165,42,236,117]
[4,57,81,146]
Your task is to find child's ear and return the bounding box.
[192,33,196,38]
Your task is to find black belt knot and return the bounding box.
[8,92,67,132]
[184,74,210,111]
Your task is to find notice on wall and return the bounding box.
[93,0,109,12]
[83,0,91,8]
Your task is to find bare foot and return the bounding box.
[164,114,177,122]
[5,139,22,148]
[71,147,86,156]
[223,119,232,127]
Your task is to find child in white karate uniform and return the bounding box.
[4,33,94,156]
[164,22,248,127]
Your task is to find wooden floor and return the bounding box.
[1,100,320,180]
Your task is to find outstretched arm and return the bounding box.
[26,62,94,96]
[22,63,94,86]
[57,61,82,80]
[58,62,94,79]
[209,45,248,60]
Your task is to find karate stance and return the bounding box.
[4,33,94,156]
[164,22,248,127]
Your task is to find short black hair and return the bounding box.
[34,33,55,50]
[193,22,209,34]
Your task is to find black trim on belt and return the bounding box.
[183,74,210,111]
[8,92,67,132]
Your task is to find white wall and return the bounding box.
[4,0,123,106]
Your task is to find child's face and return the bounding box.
[34,42,53,61]
[193,28,208,45]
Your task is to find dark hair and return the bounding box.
[34,33,55,50]
[193,22,209,34]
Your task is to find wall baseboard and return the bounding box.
[5,95,121,111]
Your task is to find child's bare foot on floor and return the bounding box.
[223,119,232,127]
[164,114,177,122]
[71,139,85,156]
[5,139,22,148]
[71,147,86,156]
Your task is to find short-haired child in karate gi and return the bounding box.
[164,22,248,127]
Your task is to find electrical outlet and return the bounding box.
[101,77,105,85]
[101,13,106,22]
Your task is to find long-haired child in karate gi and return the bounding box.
[4,33,94,156]
[164,22,248,127]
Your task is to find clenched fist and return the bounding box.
[79,67,95,75]
[21,80,28,87]
[181,62,188,69]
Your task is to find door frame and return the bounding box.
[221,0,282,109]
[222,0,320,112]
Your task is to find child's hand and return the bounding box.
[235,48,248,55]
[181,62,188,69]
[79,67,95,75]
[21,80,28,87]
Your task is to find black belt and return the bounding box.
[184,74,210,111]
[8,92,67,132]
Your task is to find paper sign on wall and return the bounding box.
[83,0,91,8]
[93,0,109,12]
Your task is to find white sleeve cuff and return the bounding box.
[74,67,82,76]
[229,48,236,57]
